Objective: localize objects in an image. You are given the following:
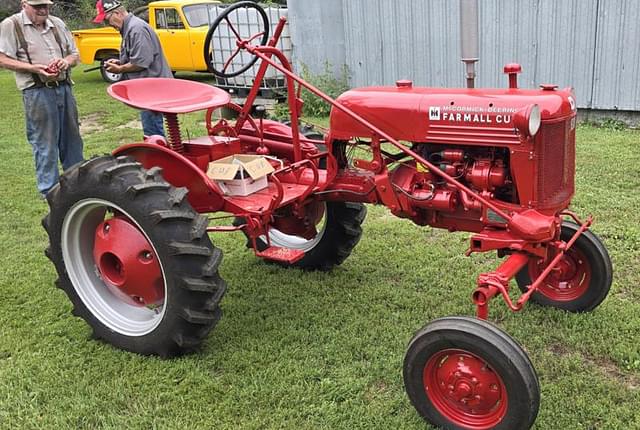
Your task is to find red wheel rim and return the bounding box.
[527,246,591,301]
[93,215,164,307]
[423,349,508,429]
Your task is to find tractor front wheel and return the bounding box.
[43,156,226,357]
[403,316,540,430]
[515,221,612,312]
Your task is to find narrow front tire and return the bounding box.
[404,316,540,430]
[515,221,612,312]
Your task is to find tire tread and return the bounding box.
[44,155,226,357]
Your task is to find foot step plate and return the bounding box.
[255,246,305,264]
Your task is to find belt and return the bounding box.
[30,79,70,89]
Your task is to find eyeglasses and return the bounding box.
[29,4,50,10]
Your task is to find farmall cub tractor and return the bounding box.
[44,2,612,429]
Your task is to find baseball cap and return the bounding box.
[93,0,121,23]
[25,0,54,5]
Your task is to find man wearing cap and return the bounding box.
[94,0,172,137]
[0,0,84,199]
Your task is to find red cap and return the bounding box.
[93,0,121,24]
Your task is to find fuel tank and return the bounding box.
[329,82,576,141]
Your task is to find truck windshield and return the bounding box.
[183,3,223,27]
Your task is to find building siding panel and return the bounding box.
[288,0,637,111]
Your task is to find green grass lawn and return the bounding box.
[0,66,639,429]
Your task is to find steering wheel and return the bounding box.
[203,1,270,78]
[206,102,260,136]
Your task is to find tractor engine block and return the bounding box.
[391,144,514,216]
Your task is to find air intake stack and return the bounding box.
[460,0,479,88]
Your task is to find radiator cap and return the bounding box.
[540,84,559,91]
[396,80,413,89]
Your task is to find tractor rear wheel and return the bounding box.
[237,201,366,271]
[515,221,612,312]
[404,316,540,430]
[43,155,226,357]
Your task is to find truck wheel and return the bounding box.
[237,201,366,271]
[404,317,540,430]
[100,56,122,83]
[515,221,612,312]
[43,156,226,357]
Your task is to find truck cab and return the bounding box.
[73,0,221,82]
[149,0,220,71]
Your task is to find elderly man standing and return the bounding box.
[0,0,84,199]
[93,0,172,137]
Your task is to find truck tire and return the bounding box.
[100,55,123,83]
[43,155,226,357]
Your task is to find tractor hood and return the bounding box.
[329,83,576,141]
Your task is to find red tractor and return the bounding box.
[44,2,612,429]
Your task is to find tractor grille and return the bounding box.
[534,119,575,209]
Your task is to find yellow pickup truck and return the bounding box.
[73,0,221,83]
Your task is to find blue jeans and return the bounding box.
[140,110,165,137]
[23,84,84,195]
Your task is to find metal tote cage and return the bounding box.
[209,4,291,97]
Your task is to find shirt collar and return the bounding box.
[120,13,133,35]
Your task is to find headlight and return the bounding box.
[514,104,541,137]
[528,104,541,136]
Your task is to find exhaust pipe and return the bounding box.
[460,0,479,88]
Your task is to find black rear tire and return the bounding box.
[404,317,540,430]
[43,155,226,357]
[236,201,366,271]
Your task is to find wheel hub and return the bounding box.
[533,248,590,300]
[93,216,164,307]
[547,255,578,281]
[424,349,507,428]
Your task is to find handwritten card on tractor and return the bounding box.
[206,155,275,196]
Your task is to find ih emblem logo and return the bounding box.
[429,106,441,120]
